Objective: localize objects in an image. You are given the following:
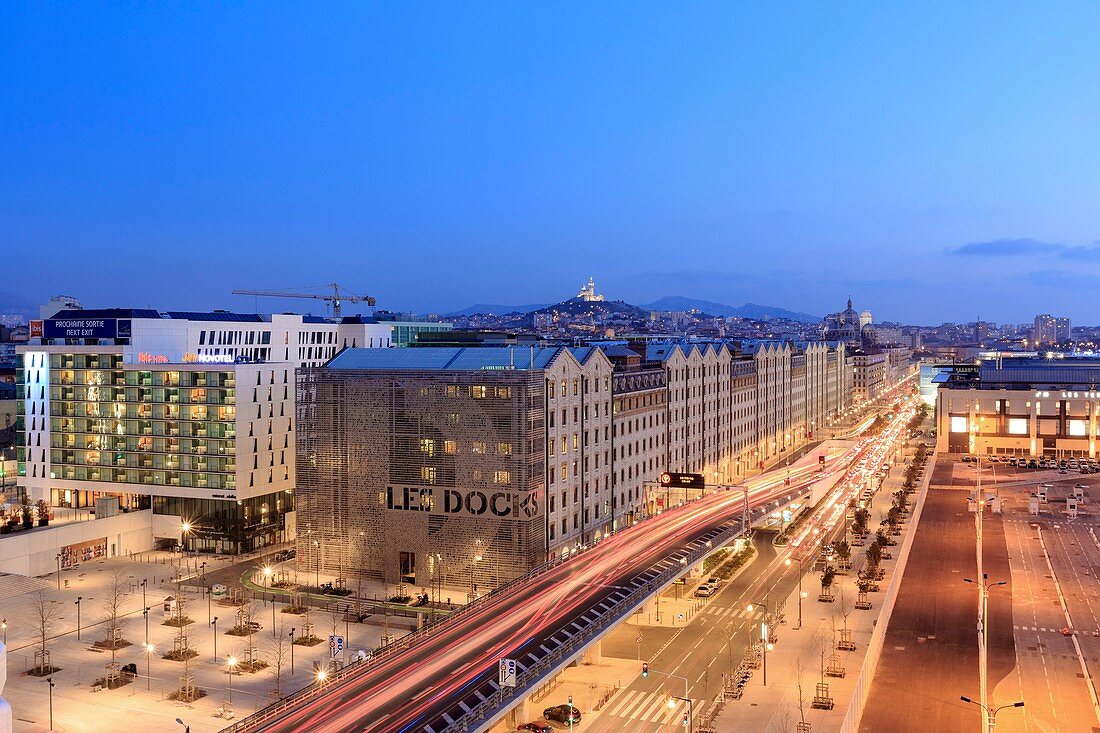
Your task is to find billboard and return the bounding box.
[659,472,706,490]
[44,318,130,340]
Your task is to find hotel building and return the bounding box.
[17,308,391,553]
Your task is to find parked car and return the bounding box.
[517,723,554,733]
[544,705,582,724]
[273,549,296,562]
[694,585,714,598]
[707,576,723,587]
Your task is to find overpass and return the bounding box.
[224,409,911,733]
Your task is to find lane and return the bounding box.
[235,400,916,733]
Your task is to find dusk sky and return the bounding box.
[3,3,1100,324]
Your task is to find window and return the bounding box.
[496,386,512,398]
[1008,418,1028,435]
[549,381,556,399]
[1069,419,1087,436]
[419,438,435,456]
[497,442,513,456]
[561,461,568,480]
[444,440,457,455]
[493,470,511,484]
[446,385,459,397]
[448,413,459,425]
[471,385,487,398]
[572,433,578,449]
[472,441,486,454]
[950,416,968,433]
[421,466,437,484]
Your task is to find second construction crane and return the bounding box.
[232,283,376,318]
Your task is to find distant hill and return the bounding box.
[445,303,550,317]
[533,297,649,319]
[642,296,820,323]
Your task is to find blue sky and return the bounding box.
[3,3,1099,324]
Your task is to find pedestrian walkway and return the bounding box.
[600,688,696,725]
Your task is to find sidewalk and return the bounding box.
[0,554,383,733]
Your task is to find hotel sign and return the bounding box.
[43,318,131,340]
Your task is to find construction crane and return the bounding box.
[232,283,376,318]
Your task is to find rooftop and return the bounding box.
[325,346,567,371]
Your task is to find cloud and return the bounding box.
[949,238,1100,259]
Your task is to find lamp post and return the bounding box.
[46,676,55,731]
[289,628,296,674]
[470,554,482,601]
[55,553,62,590]
[2,618,6,645]
[181,521,191,556]
[226,655,237,703]
[262,566,276,637]
[668,695,694,733]
[313,540,320,589]
[747,600,771,686]
[143,642,155,690]
[965,576,1008,732]
[140,579,148,642]
[175,718,190,733]
[211,617,218,661]
[784,557,806,629]
[960,696,1024,732]
[74,596,82,640]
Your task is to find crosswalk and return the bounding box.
[702,605,765,621]
[602,689,697,724]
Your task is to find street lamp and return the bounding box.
[785,557,806,629]
[313,539,320,589]
[316,665,328,688]
[289,628,296,674]
[211,617,218,661]
[55,553,62,590]
[46,676,55,732]
[74,596,82,640]
[668,695,694,733]
[226,655,238,703]
[965,576,1008,729]
[747,601,771,686]
[140,579,148,642]
[470,554,482,601]
[175,718,190,733]
[960,696,1024,732]
[143,642,155,690]
[181,521,191,555]
[2,618,6,645]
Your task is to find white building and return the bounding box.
[17,308,391,554]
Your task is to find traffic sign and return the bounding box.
[499,658,517,688]
[329,634,345,657]
[660,472,705,489]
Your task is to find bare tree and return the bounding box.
[99,568,130,657]
[268,620,289,700]
[771,701,796,733]
[32,590,59,675]
[794,659,808,727]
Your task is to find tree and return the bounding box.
[32,590,60,675]
[833,540,851,567]
[865,541,882,569]
[97,568,130,684]
[268,620,289,700]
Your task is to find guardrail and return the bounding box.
[440,519,747,732]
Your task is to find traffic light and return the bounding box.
[642,662,649,677]
[682,713,689,726]
[567,694,573,706]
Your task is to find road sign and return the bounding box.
[499,658,517,688]
[329,634,345,657]
[660,472,705,490]
[635,636,642,644]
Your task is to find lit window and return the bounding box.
[493,470,511,484]
[421,466,437,484]
[496,386,512,398]
[444,440,457,455]
[497,442,512,456]
[446,385,458,398]
[1069,419,1087,437]
[472,441,486,454]
[950,416,968,433]
[471,386,487,399]
[419,438,435,456]
[1008,418,1028,435]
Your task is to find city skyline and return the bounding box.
[4,4,1100,322]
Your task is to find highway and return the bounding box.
[229,402,914,733]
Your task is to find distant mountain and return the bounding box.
[445,303,550,317]
[642,296,820,323]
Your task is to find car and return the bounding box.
[1075,483,1087,489]
[989,456,1000,463]
[544,705,582,724]
[962,456,972,462]
[1040,482,1053,488]
[1008,458,1018,467]
[1060,469,1069,474]
[1028,460,1038,468]
[517,724,554,733]
[707,576,723,587]
[273,548,296,562]
[694,585,714,598]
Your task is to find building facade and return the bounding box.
[936,359,1100,458]
[16,308,391,553]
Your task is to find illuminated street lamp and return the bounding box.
[784,557,807,629]
[960,696,1024,732]
[143,642,155,690]
[225,655,238,703]
[668,695,694,733]
[746,600,772,685]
